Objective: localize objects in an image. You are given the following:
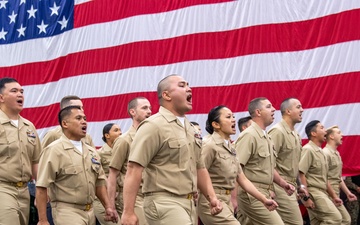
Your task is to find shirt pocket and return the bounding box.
[0,137,9,159]
[63,165,83,188]
[257,146,271,170]
[168,139,189,168]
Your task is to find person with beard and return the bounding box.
[299,120,342,224]
[121,75,222,225]
[198,105,278,225]
[323,125,356,225]
[0,77,41,225]
[107,97,152,225]
[268,98,306,225]
[235,97,295,225]
[36,106,118,225]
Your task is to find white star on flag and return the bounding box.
[0,28,7,40]
[37,20,48,34]
[20,0,26,5]
[27,5,37,19]
[9,11,17,24]
[58,16,68,30]
[50,2,60,16]
[0,0,8,9]
[17,24,26,37]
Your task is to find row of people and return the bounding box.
[0,76,357,225]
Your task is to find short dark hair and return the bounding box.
[127,97,146,118]
[0,77,18,94]
[305,120,320,139]
[58,105,82,127]
[102,123,115,142]
[205,105,226,134]
[237,116,252,132]
[60,95,81,109]
[248,97,267,117]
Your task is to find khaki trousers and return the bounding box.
[143,193,196,225]
[198,192,239,225]
[51,202,96,225]
[237,186,284,225]
[307,187,342,225]
[337,203,351,225]
[0,182,30,225]
[274,183,303,225]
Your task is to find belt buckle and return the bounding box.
[84,204,91,211]
[16,181,24,187]
[187,193,193,200]
[225,189,231,195]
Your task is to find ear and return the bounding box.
[104,133,110,140]
[255,108,261,117]
[61,120,68,128]
[211,121,220,130]
[0,94,4,103]
[162,91,171,101]
[129,108,136,117]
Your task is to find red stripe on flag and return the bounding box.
[21,72,359,128]
[5,8,360,86]
[74,0,233,28]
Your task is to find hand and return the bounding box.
[231,196,238,213]
[283,183,295,196]
[37,221,50,225]
[193,191,199,206]
[356,187,360,194]
[209,198,223,215]
[121,211,139,225]
[348,193,357,202]
[263,199,278,211]
[302,198,315,209]
[105,207,119,224]
[332,197,343,207]
[297,186,309,198]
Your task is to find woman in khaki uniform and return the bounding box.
[94,123,122,225]
[198,105,278,225]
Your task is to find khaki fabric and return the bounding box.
[0,109,41,225]
[129,106,204,195]
[323,144,342,196]
[37,135,106,205]
[52,203,96,225]
[42,125,94,148]
[268,119,303,225]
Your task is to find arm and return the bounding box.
[326,181,342,206]
[340,179,357,202]
[231,184,238,213]
[107,167,120,209]
[197,168,222,215]
[273,170,295,196]
[237,172,278,211]
[299,172,315,209]
[32,163,38,181]
[36,187,49,225]
[96,185,118,223]
[121,162,144,225]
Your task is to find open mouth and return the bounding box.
[17,99,23,104]
[231,124,236,129]
[81,126,87,132]
[186,94,192,103]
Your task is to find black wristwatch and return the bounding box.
[303,195,310,201]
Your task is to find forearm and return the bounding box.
[36,187,48,222]
[32,163,38,181]
[197,168,217,202]
[273,170,287,188]
[122,162,143,214]
[340,180,352,196]
[326,181,337,199]
[237,173,267,203]
[96,185,111,209]
[107,168,120,208]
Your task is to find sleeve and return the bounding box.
[36,146,58,188]
[268,127,284,155]
[200,140,216,170]
[235,132,254,166]
[41,130,58,149]
[109,137,129,171]
[129,120,161,168]
[299,147,312,174]
[95,162,107,187]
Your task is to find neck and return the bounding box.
[327,141,338,150]
[283,117,295,131]
[253,119,266,130]
[311,139,323,147]
[1,108,19,120]
[216,130,231,141]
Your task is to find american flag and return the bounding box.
[1,0,360,175]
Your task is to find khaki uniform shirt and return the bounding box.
[299,141,328,191]
[323,144,342,195]
[42,126,94,148]
[129,106,204,195]
[36,135,106,205]
[268,119,302,184]
[109,126,136,188]
[0,110,41,183]
[98,143,112,176]
[235,122,276,185]
[201,132,241,190]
